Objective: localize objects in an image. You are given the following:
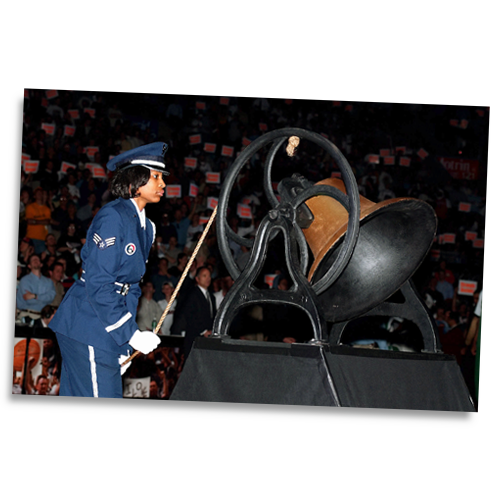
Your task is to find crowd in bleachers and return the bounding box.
[14,89,487,402]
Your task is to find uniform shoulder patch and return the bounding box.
[93,233,117,250]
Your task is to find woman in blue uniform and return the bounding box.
[50,142,169,398]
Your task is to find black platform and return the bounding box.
[170,337,475,412]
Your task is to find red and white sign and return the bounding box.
[64,125,76,137]
[204,143,216,153]
[184,157,197,169]
[438,157,480,180]
[166,185,182,198]
[199,215,210,224]
[384,155,395,165]
[195,101,206,110]
[431,249,441,260]
[366,154,380,164]
[41,123,55,135]
[92,165,106,178]
[21,153,31,166]
[242,137,252,147]
[221,146,234,157]
[61,161,76,173]
[332,101,341,107]
[379,149,391,157]
[241,196,252,205]
[473,239,484,249]
[85,146,99,159]
[189,134,202,145]
[439,233,456,244]
[23,160,39,174]
[189,183,199,197]
[207,197,218,210]
[45,90,58,99]
[417,148,429,159]
[399,157,411,167]
[219,97,229,105]
[458,202,471,212]
[84,108,96,118]
[264,274,277,288]
[68,109,80,119]
[237,204,252,219]
[206,172,221,184]
[331,171,342,178]
[259,123,267,131]
[458,280,477,296]
[395,146,406,155]
[465,231,478,241]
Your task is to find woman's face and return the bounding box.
[135,169,165,210]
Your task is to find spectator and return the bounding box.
[163,235,182,266]
[40,233,59,264]
[439,310,466,366]
[168,252,189,287]
[65,171,81,202]
[24,187,51,254]
[184,212,204,250]
[172,266,216,357]
[434,260,455,285]
[157,281,177,336]
[33,304,58,328]
[48,262,65,306]
[150,258,174,301]
[61,201,83,235]
[16,254,56,321]
[214,274,234,310]
[57,222,83,261]
[156,211,177,243]
[436,270,455,304]
[18,236,35,269]
[136,281,164,332]
[76,192,98,226]
[172,207,191,249]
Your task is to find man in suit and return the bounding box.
[172,266,215,358]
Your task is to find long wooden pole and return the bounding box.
[121,205,218,366]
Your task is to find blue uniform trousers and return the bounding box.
[57,333,123,398]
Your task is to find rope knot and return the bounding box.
[286,136,300,157]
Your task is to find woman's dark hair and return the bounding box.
[110,165,150,199]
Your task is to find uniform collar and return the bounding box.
[129,198,146,229]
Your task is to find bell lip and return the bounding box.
[307,197,437,282]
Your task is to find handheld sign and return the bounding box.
[189,134,202,145]
[23,160,40,174]
[206,172,221,184]
[264,274,277,288]
[123,377,150,398]
[237,204,252,219]
[189,183,199,197]
[184,157,197,169]
[166,185,182,198]
[458,280,477,296]
[204,143,216,153]
[41,123,56,135]
[207,197,218,210]
[221,146,234,157]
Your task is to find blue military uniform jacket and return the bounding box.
[50,198,155,355]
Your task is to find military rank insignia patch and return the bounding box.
[93,233,116,250]
[125,243,136,255]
